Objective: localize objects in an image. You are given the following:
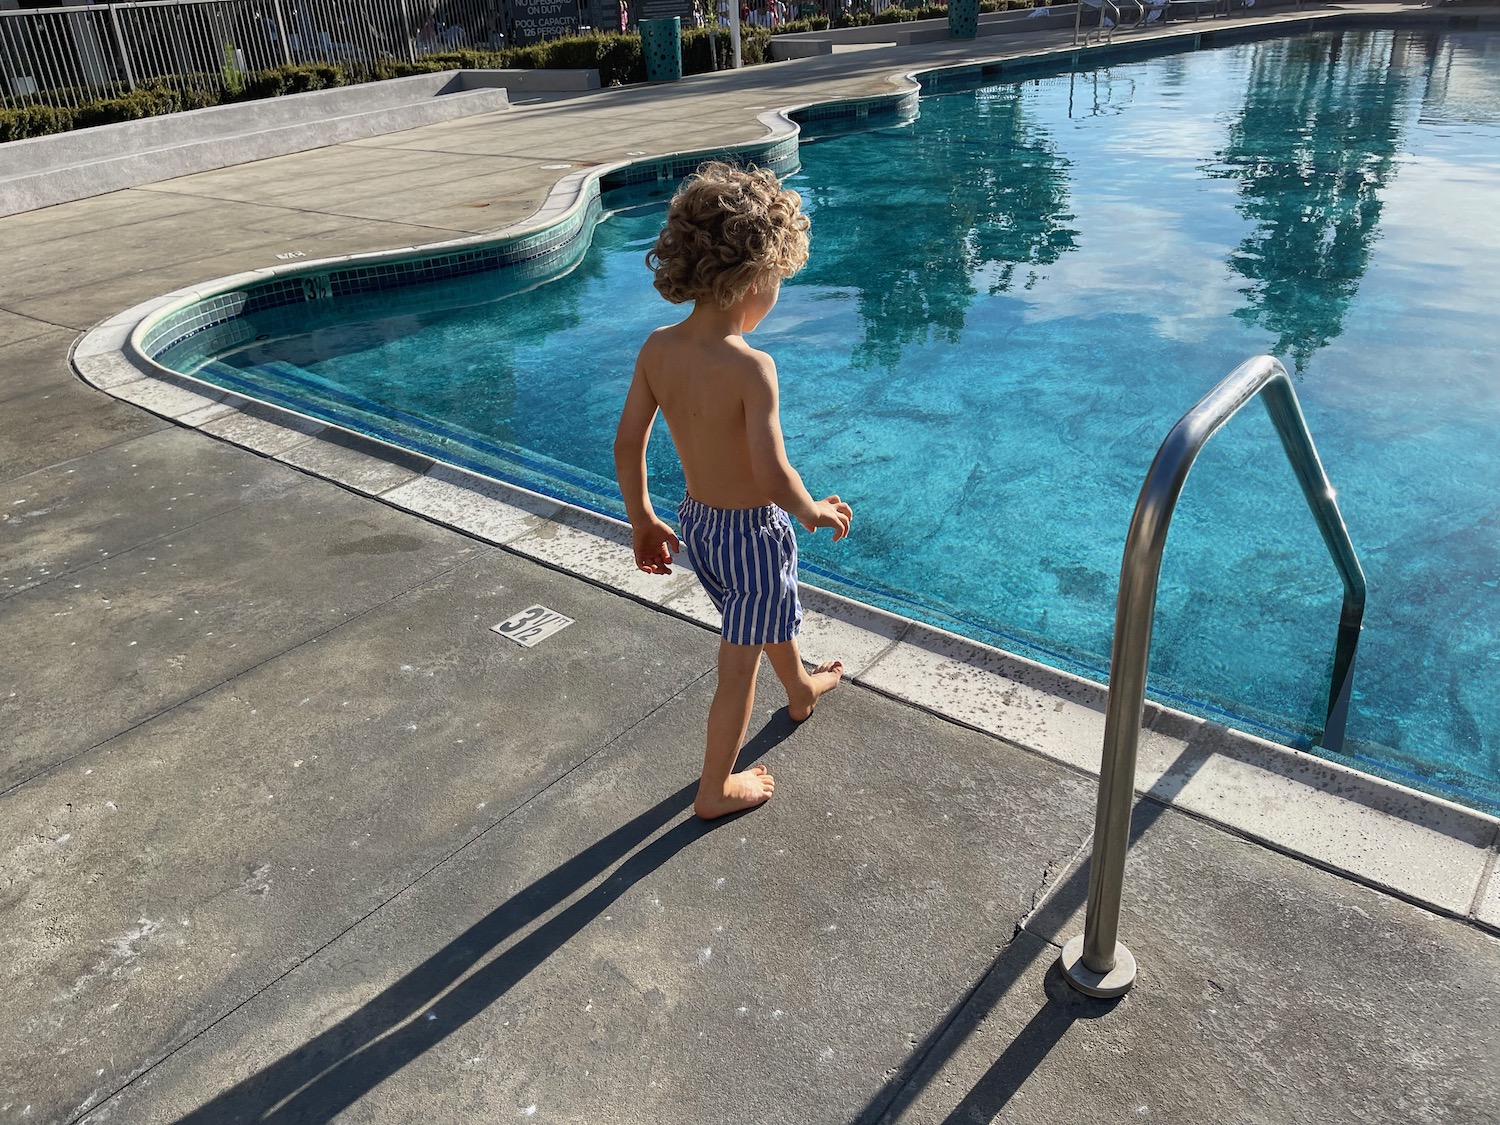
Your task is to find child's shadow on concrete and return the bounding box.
[168,711,803,1123]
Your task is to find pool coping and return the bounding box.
[69,17,1500,933]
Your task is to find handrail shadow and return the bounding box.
[856,742,1207,1125]
[937,957,1120,1124]
[167,710,805,1123]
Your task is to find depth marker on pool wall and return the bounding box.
[492,605,574,647]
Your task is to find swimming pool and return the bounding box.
[154,25,1500,813]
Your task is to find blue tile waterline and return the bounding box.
[150,26,1500,814]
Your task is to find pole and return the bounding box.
[272,0,293,65]
[107,3,136,91]
[401,0,417,62]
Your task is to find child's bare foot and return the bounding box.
[694,764,775,820]
[788,659,844,722]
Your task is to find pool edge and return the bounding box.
[69,316,1500,933]
[69,15,1500,935]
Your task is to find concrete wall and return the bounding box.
[769,37,834,59]
[455,68,602,91]
[0,73,516,217]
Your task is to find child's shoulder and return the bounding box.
[639,321,685,351]
[641,323,776,380]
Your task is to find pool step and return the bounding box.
[0,73,512,218]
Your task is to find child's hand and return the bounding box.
[633,519,682,575]
[801,495,853,542]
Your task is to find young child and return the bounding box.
[613,162,853,820]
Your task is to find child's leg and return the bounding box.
[696,639,776,820]
[763,638,844,722]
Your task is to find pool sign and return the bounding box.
[493,605,574,647]
[638,0,695,18]
[510,0,580,44]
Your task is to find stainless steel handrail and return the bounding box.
[1073,0,1123,43]
[1059,355,1366,999]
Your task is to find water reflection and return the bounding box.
[1208,31,1414,372]
[1418,28,1500,123]
[799,85,1078,369]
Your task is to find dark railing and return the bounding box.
[0,0,507,109]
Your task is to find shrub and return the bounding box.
[237,63,350,100]
[827,0,1041,19]
[0,79,223,140]
[739,25,775,64]
[587,34,649,85]
[373,50,509,80]
[72,85,182,129]
[769,15,832,32]
[682,27,725,73]
[0,102,67,142]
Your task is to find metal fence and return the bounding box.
[0,0,511,109]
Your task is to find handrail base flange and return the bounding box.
[1060,935,1137,998]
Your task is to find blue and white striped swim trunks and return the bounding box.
[677,494,803,646]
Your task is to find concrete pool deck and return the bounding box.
[4,5,1500,1122]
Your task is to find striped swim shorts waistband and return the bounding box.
[677,494,787,531]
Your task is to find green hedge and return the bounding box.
[237,62,351,99]
[0,78,225,141]
[0,26,782,140]
[369,30,771,87]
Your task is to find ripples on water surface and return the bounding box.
[169,28,1500,811]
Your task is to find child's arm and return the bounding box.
[613,353,682,574]
[743,355,852,541]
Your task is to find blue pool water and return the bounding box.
[163,27,1500,812]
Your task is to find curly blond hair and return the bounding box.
[647,161,810,308]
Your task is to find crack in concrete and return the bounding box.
[1017,834,1094,948]
[0,422,174,492]
[131,183,486,236]
[849,834,1098,1125]
[0,493,257,604]
[0,307,78,333]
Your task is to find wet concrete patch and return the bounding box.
[0,427,302,599]
[1,476,480,788]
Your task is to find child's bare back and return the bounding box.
[613,162,852,819]
[636,302,788,512]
